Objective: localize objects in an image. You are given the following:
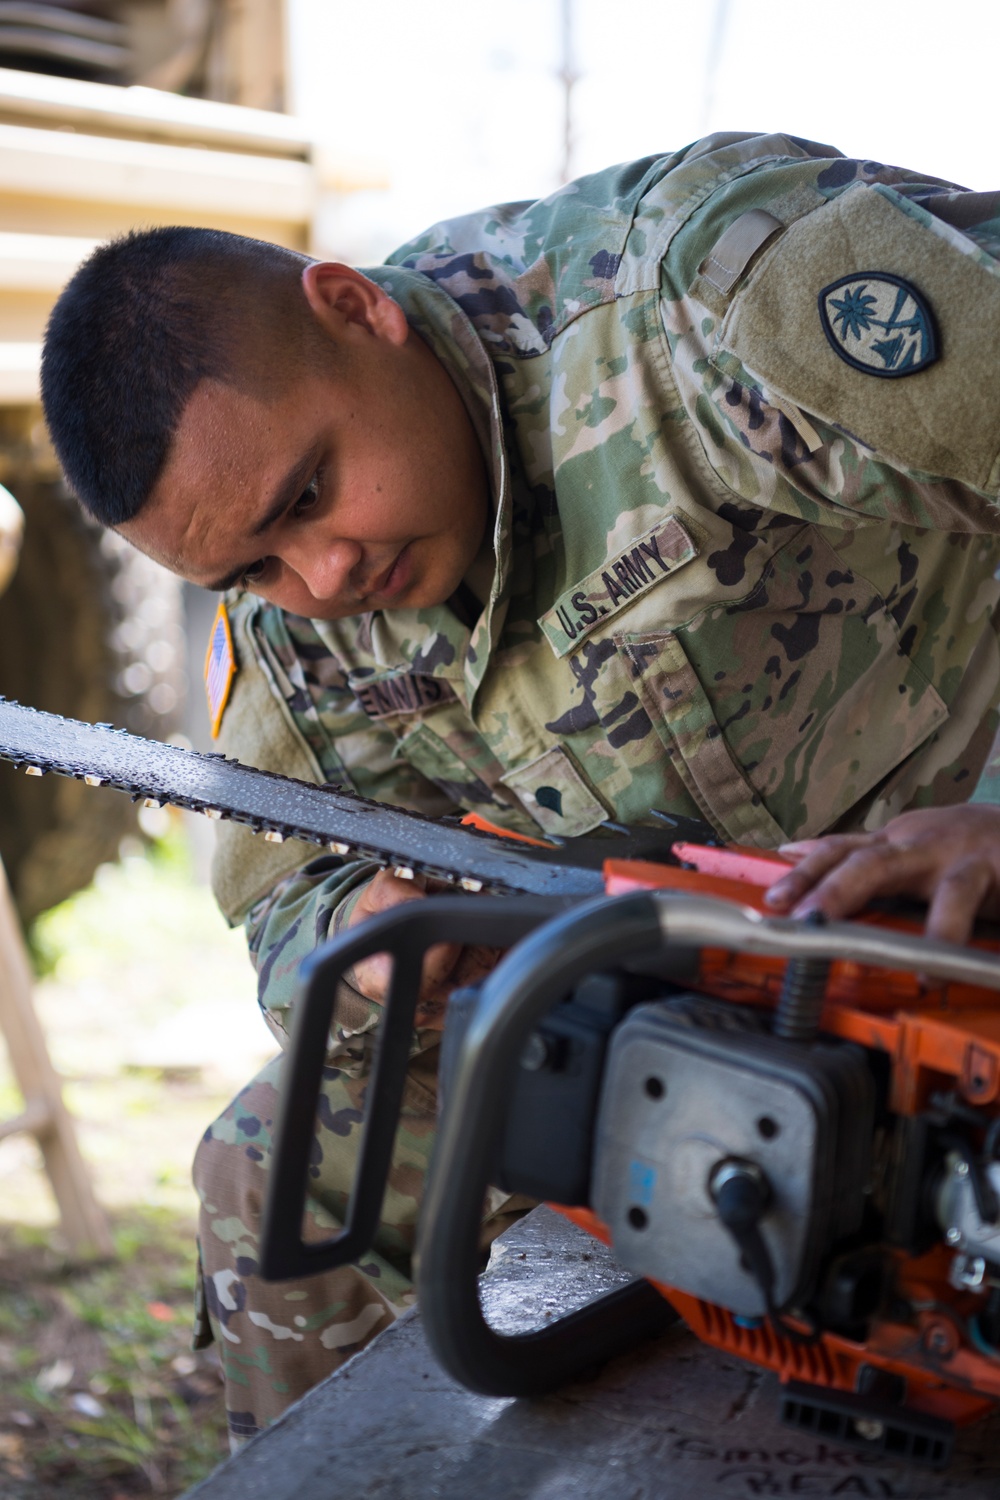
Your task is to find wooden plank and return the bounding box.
[0,65,310,154]
[0,341,40,404]
[0,121,314,220]
[0,855,112,1256]
[0,231,97,290]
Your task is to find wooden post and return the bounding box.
[0,855,112,1256]
[206,0,287,113]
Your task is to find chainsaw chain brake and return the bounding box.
[0,698,714,899]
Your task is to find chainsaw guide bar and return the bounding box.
[0,699,710,899]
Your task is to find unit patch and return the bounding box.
[539,515,697,659]
[354,673,457,721]
[204,598,236,738]
[818,272,938,378]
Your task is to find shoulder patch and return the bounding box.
[204,598,237,738]
[818,272,938,378]
[539,515,698,658]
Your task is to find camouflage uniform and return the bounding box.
[193,131,1000,1443]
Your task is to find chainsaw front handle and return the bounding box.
[258,895,563,1281]
[417,889,679,1397]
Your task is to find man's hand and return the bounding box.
[764,805,1000,945]
[345,868,500,1028]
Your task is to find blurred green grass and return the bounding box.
[0,822,276,1495]
[0,1211,229,1497]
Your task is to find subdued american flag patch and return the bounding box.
[204,599,236,738]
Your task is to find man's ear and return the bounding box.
[301,262,409,346]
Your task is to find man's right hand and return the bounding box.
[345,867,499,1028]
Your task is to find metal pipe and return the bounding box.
[652,893,1000,993]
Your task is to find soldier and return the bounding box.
[40,130,1000,1444]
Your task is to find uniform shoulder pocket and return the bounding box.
[714,183,1000,494]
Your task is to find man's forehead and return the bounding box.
[170,377,265,471]
[121,380,287,576]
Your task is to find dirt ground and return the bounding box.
[0,821,276,1497]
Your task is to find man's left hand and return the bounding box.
[763,804,1000,945]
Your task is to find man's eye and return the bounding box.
[293,477,320,517]
[240,559,268,587]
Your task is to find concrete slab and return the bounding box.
[186,1207,1000,1500]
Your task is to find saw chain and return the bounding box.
[0,699,715,900]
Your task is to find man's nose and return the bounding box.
[284,538,363,604]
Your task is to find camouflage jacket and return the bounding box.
[211,129,1000,1037]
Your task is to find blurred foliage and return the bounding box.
[29,822,203,980]
[0,1210,228,1497]
[0,824,270,1494]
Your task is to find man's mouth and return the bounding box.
[367,543,412,603]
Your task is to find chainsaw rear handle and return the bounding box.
[417,889,680,1398]
[258,895,564,1282]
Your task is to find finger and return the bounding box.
[419,938,463,994]
[347,871,434,1001]
[356,868,430,917]
[416,945,505,1024]
[778,837,850,858]
[414,993,449,1031]
[444,944,503,991]
[351,929,461,1003]
[765,836,873,910]
[925,858,996,948]
[349,950,392,1002]
[789,841,930,921]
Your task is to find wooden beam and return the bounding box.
[0,856,112,1256]
[0,121,314,220]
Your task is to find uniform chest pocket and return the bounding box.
[619,530,949,844]
[392,717,513,818]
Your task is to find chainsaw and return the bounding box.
[4,700,1000,1470]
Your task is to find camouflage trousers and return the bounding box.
[192,1036,527,1449]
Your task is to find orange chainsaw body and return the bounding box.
[555,845,1000,1430]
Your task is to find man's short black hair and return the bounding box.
[41,226,317,527]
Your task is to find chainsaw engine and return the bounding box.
[260,845,1000,1471]
[591,1000,875,1324]
[441,971,879,1332]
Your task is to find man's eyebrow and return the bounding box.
[203,452,317,593]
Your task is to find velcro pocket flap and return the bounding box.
[501,746,609,836]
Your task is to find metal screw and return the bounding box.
[520,1032,549,1072]
[925,1325,953,1356]
[946,1226,962,1246]
[956,1160,970,1178]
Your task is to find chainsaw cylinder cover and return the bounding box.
[937,1152,1000,1263]
[590,1000,875,1318]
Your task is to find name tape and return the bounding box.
[354,672,457,721]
